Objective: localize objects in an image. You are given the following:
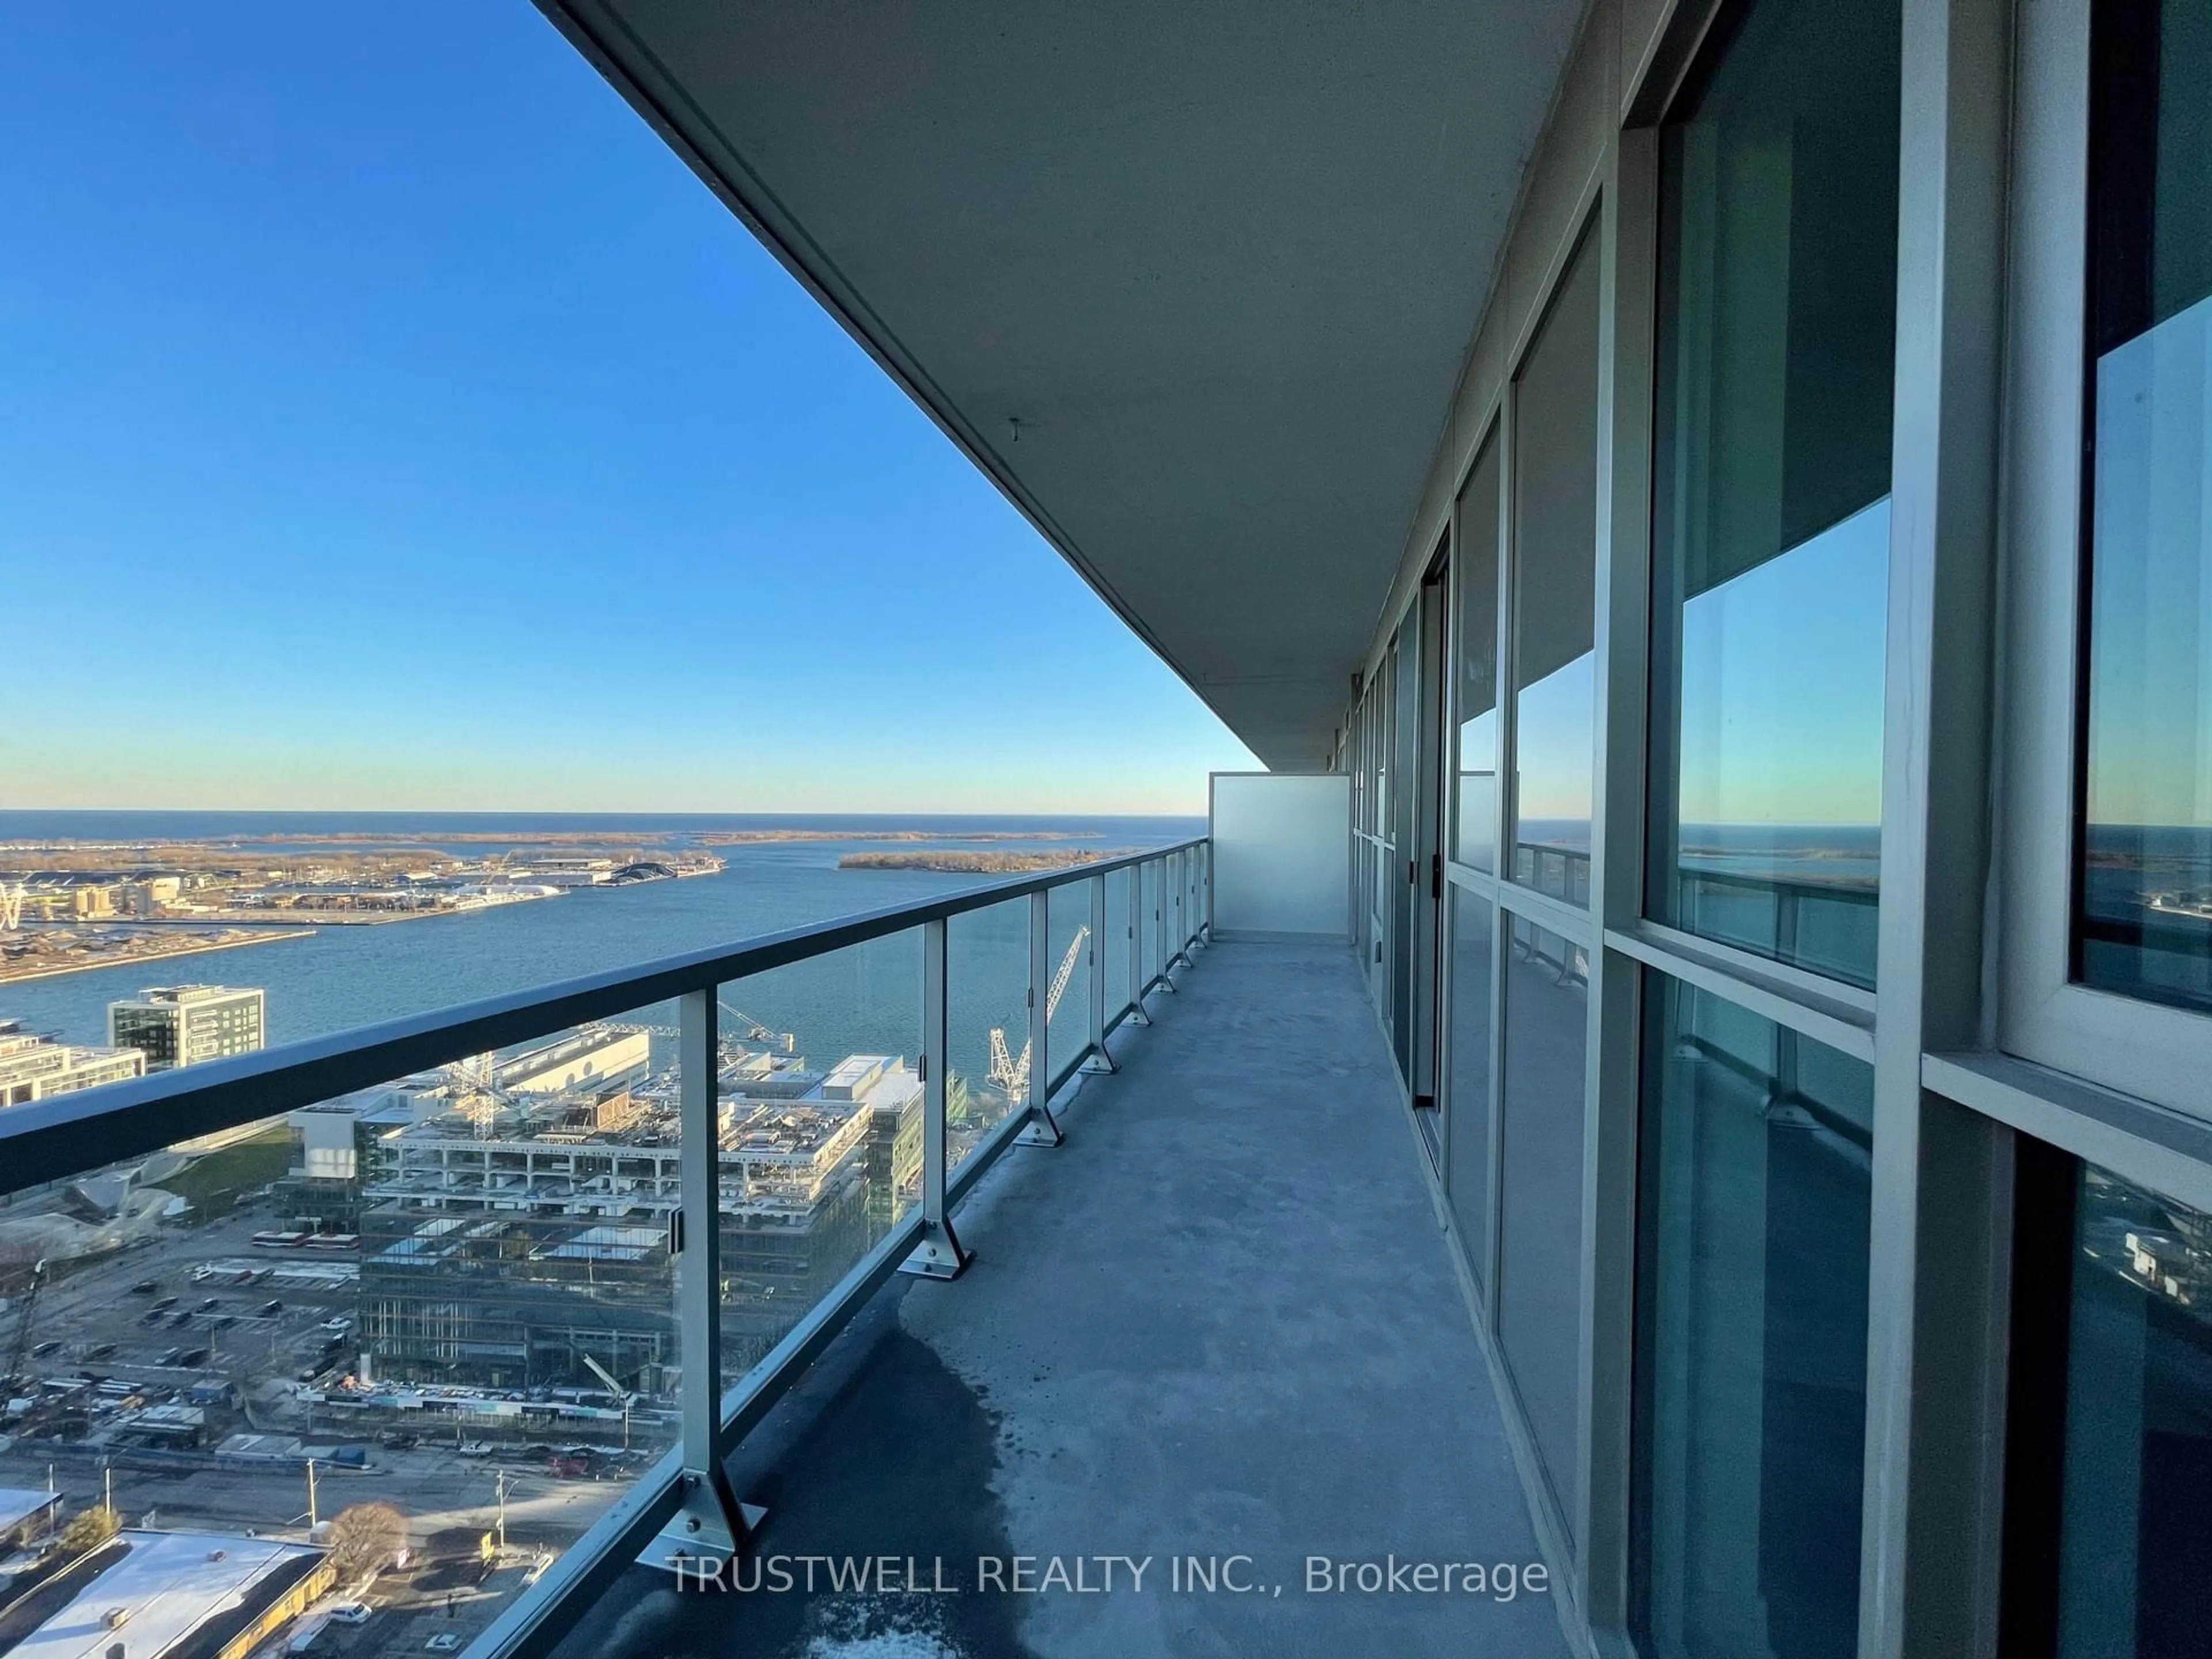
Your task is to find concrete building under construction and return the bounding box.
[352,1048,919,1389]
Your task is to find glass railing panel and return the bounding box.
[1668,870,1878,990]
[1046,882,1093,1093]
[948,897,1030,1167]
[713,932,921,1373]
[0,1000,685,1652]
[1104,866,1134,1023]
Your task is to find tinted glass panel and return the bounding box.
[1456,435,1503,871]
[1510,233,1600,901]
[1496,913,1588,1529]
[1446,888,1495,1283]
[1646,0,1899,989]
[2053,1164,2212,1655]
[2077,0,2212,1010]
[1631,972,1873,1659]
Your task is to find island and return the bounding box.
[839,849,1133,874]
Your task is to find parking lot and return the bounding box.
[1,1185,646,1656]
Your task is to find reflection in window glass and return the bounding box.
[1456,435,1502,870]
[1446,889,1495,1284]
[1631,972,1872,1659]
[2053,1164,2212,1656]
[2077,0,2212,1011]
[1646,0,1898,990]
[1510,233,1600,903]
[1497,913,1588,1530]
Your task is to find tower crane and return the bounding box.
[3,1260,50,1391]
[987,927,1088,1104]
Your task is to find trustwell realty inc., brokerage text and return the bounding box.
[664,1553,1550,1600]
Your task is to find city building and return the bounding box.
[351,1053,905,1388]
[107,984,266,1071]
[0,1020,147,1106]
[7,1527,332,1659]
[494,1027,650,1096]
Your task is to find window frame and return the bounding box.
[1998,0,2212,1116]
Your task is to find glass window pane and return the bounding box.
[1631,971,1873,1659]
[1446,888,1495,1283]
[1046,881,1093,1094]
[718,934,923,1365]
[1496,912,1589,1527]
[1456,435,1503,871]
[948,897,1029,1164]
[1510,231,1600,905]
[2076,0,2212,1012]
[2054,1162,2212,1654]
[1645,0,1898,990]
[1104,865,1134,1021]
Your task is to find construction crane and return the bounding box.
[3,1260,50,1391]
[444,1052,518,1140]
[578,1351,639,1451]
[987,927,1089,1104]
[0,881,26,933]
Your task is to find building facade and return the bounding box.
[107,984,267,1071]
[1335,0,2212,1652]
[0,1020,146,1105]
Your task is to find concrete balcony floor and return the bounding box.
[559,941,1569,1659]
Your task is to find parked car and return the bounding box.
[426,1637,462,1653]
[130,1281,159,1296]
[150,1296,177,1312]
[328,1603,371,1626]
[30,1340,60,1359]
[195,1298,219,1313]
[258,1300,284,1317]
[176,1347,208,1368]
[319,1317,354,1334]
[139,1310,166,1327]
[84,1343,115,1361]
[168,1310,193,1328]
[211,1315,236,1331]
[153,1346,182,1366]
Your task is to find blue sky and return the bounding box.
[0,3,1256,815]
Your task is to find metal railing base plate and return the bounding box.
[899,1224,972,1280]
[641,1472,763,1577]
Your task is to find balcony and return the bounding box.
[547,936,1566,1659]
[0,829,1566,1659]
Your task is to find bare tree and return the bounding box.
[327,1502,408,1584]
[54,1505,119,1558]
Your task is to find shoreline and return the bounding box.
[0,927,318,987]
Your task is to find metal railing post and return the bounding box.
[1017,889,1063,1145]
[1202,840,1213,941]
[900,918,971,1278]
[646,986,754,1570]
[1084,873,1115,1071]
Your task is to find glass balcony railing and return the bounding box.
[0,840,1208,1659]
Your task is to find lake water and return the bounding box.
[0,812,1202,1092]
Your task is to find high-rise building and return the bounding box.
[107,984,266,1071]
[13,3,2212,1654]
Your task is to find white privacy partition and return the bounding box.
[1209,772,1350,941]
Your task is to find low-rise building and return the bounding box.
[0,1020,147,1107]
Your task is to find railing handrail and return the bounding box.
[0,834,1209,1198]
